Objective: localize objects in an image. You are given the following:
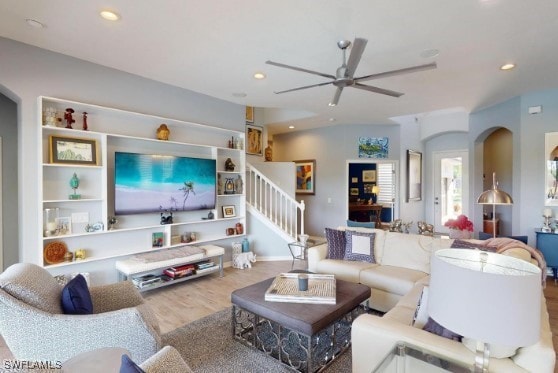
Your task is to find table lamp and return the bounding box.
[428,249,541,373]
[477,172,513,238]
[372,185,380,204]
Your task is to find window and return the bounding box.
[377,163,395,205]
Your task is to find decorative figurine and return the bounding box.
[217,174,223,194]
[207,211,214,220]
[64,108,75,129]
[234,175,243,194]
[389,219,403,233]
[417,221,434,236]
[235,222,243,235]
[156,124,170,140]
[82,112,88,131]
[265,140,273,161]
[225,158,235,171]
[160,211,173,225]
[44,107,57,127]
[74,249,86,260]
[108,216,118,230]
[543,208,553,232]
[69,173,81,200]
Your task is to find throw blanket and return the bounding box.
[452,237,547,287]
[132,245,205,263]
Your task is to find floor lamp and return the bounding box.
[477,172,513,238]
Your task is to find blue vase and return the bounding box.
[242,238,249,253]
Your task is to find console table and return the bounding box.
[349,203,382,225]
[535,229,558,280]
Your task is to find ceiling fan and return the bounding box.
[266,38,436,106]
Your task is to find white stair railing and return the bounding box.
[246,163,305,241]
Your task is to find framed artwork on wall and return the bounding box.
[295,159,315,195]
[358,137,389,158]
[49,135,98,165]
[545,132,558,206]
[350,188,359,196]
[406,150,422,202]
[245,106,254,123]
[246,125,263,155]
[362,170,376,182]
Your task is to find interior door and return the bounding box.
[433,150,468,233]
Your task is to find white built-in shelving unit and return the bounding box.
[39,96,245,270]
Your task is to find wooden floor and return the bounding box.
[1,260,558,368]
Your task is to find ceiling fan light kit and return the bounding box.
[266,37,437,106]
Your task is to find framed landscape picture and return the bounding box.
[295,160,315,195]
[49,135,98,165]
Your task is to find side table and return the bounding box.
[287,236,326,269]
[372,342,472,372]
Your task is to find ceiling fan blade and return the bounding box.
[329,87,343,106]
[274,81,334,94]
[346,38,367,78]
[266,60,336,80]
[353,83,403,97]
[354,62,437,82]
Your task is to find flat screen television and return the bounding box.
[114,151,216,215]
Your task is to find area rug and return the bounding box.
[162,307,353,373]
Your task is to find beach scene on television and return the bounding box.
[115,152,216,215]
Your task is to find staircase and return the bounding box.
[245,163,305,242]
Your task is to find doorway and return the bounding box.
[433,150,469,233]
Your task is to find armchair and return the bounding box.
[0,263,161,363]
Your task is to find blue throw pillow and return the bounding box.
[344,230,375,263]
[120,354,145,373]
[325,228,346,259]
[61,274,93,315]
[346,220,375,229]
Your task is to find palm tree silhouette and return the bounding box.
[179,181,195,210]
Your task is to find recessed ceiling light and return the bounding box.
[500,63,515,71]
[232,92,247,98]
[100,10,120,21]
[25,19,45,28]
[329,118,336,122]
[253,72,266,80]
[328,103,337,107]
[420,49,440,58]
[288,125,295,129]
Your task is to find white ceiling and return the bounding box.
[1,1,558,134]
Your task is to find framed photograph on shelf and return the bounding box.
[362,170,376,182]
[49,135,98,165]
[222,205,236,218]
[55,217,71,235]
[245,106,254,123]
[295,159,315,195]
[246,125,263,155]
[152,232,164,248]
[406,150,422,202]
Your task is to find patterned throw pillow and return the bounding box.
[423,317,462,342]
[325,228,346,259]
[344,230,375,263]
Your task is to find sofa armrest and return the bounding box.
[307,243,328,272]
[352,314,529,373]
[90,280,145,313]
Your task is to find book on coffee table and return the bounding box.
[265,273,336,304]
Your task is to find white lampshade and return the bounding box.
[428,249,541,347]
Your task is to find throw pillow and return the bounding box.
[346,220,375,229]
[423,317,462,342]
[344,230,375,263]
[412,286,429,329]
[61,274,93,315]
[451,239,497,252]
[325,228,346,260]
[120,354,146,373]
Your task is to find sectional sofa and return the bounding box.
[307,226,556,372]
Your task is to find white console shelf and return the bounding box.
[39,96,246,269]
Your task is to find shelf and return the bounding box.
[43,198,103,203]
[43,163,103,170]
[135,265,221,292]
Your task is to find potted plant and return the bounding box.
[444,215,474,239]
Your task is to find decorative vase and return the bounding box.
[449,229,472,239]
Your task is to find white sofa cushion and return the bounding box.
[359,265,427,296]
[381,232,452,273]
[314,259,377,283]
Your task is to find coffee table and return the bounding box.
[231,275,371,372]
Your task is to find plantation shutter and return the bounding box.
[376,163,395,205]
